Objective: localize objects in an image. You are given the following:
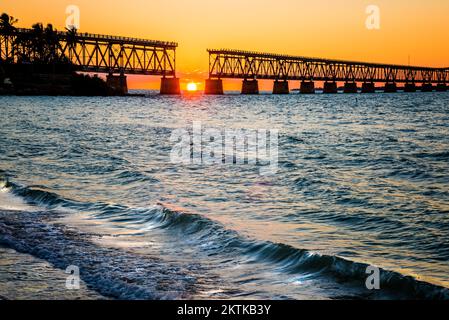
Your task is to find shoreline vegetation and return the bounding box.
[0,13,129,96]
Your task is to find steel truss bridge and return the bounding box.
[208,49,448,84]
[1,28,177,77]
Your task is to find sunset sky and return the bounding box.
[2,0,449,90]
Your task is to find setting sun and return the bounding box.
[187,82,198,92]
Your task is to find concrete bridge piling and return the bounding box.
[160,77,181,95]
[404,83,417,92]
[421,83,434,92]
[300,81,315,94]
[384,83,398,93]
[106,74,128,95]
[273,80,290,94]
[323,82,338,94]
[344,82,358,94]
[361,82,376,93]
[205,79,224,95]
[201,79,447,95]
[241,79,259,94]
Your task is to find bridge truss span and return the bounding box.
[207,49,449,84]
[0,28,178,76]
[1,28,181,94]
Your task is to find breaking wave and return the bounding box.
[1,180,448,300]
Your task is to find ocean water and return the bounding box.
[0,91,449,300]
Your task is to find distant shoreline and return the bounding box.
[1,64,130,96]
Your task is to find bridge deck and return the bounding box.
[13,28,178,48]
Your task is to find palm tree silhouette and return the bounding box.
[65,26,78,63]
[0,13,18,34]
[2,12,74,70]
[30,23,45,62]
[1,13,18,63]
[44,24,60,63]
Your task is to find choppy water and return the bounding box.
[1,91,449,300]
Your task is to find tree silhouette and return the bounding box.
[0,13,18,63]
[0,13,75,65]
[65,26,78,62]
[0,13,18,34]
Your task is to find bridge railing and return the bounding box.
[12,28,178,48]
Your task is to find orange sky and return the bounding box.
[2,0,449,90]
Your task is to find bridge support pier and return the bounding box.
[421,83,434,92]
[107,74,128,95]
[273,80,289,94]
[160,77,181,95]
[323,82,338,94]
[344,82,358,93]
[436,83,447,92]
[361,82,375,93]
[384,83,397,93]
[205,79,224,95]
[241,79,259,94]
[300,81,315,94]
[404,83,417,92]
